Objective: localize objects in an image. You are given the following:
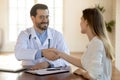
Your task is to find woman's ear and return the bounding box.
[85,20,88,26]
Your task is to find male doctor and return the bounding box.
[15,4,69,70]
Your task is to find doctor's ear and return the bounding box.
[31,16,35,22]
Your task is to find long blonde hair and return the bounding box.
[83,8,115,61]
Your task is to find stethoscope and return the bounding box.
[29,34,50,48]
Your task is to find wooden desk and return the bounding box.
[0,71,87,80]
[0,53,120,80]
[0,53,86,80]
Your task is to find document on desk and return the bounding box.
[26,67,70,76]
[0,65,27,73]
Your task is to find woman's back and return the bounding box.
[81,37,112,80]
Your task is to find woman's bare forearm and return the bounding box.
[59,52,82,67]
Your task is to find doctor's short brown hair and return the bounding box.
[30,4,48,17]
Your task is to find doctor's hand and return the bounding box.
[30,62,50,70]
[42,48,60,61]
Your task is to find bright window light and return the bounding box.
[9,0,63,42]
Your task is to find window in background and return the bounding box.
[9,0,34,41]
[9,0,63,42]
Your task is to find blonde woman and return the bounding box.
[42,8,114,80]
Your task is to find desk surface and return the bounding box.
[0,53,87,80]
[0,71,86,80]
[0,53,120,80]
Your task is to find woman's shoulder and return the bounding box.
[89,37,104,49]
[92,37,103,44]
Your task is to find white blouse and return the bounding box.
[81,37,112,80]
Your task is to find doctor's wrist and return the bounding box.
[47,62,54,68]
[41,49,46,57]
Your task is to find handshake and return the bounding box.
[41,48,61,61]
[30,48,61,70]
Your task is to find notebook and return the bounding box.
[26,67,70,76]
[0,65,27,73]
[0,53,27,73]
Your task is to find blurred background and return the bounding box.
[0,0,120,71]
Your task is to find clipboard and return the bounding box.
[26,67,70,76]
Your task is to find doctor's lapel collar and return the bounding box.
[42,28,52,48]
[31,27,38,39]
[47,28,53,40]
[30,27,42,48]
[31,28,37,40]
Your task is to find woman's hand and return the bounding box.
[74,68,92,80]
[73,68,83,75]
[42,48,60,61]
[47,48,63,58]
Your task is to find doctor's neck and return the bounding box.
[34,26,46,34]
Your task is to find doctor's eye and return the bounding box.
[39,15,49,20]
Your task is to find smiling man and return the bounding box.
[15,4,70,70]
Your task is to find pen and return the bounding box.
[47,68,61,71]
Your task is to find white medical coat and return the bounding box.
[81,37,112,80]
[15,27,70,67]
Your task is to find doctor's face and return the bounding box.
[32,9,49,31]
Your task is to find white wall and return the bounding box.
[0,0,15,52]
[63,0,115,52]
[115,0,120,71]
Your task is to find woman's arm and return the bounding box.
[47,48,82,67]
[57,51,82,68]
